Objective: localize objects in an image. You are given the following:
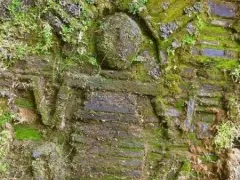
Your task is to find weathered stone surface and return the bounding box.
[183,98,196,131]
[71,121,145,179]
[137,96,159,124]
[198,84,223,97]
[208,1,236,18]
[66,73,161,96]
[60,1,82,17]
[84,92,137,114]
[32,143,67,180]
[165,107,181,117]
[194,112,216,123]
[54,85,75,129]
[227,148,240,180]
[181,67,197,79]
[44,12,64,34]
[196,122,212,139]
[160,21,179,39]
[96,13,142,70]
[211,19,233,27]
[202,48,225,57]
[77,111,139,123]
[198,97,221,107]
[0,0,239,179]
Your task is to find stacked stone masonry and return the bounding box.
[0,0,239,179]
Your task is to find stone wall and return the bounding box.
[0,0,239,179]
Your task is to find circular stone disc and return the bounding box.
[96,13,142,70]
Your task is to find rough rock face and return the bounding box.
[96,13,142,70]
[0,0,239,179]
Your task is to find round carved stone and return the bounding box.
[96,13,142,70]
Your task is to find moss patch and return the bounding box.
[15,98,35,109]
[14,125,41,141]
[179,160,191,176]
[0,113,13,126]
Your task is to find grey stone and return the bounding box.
[162,2,169,11]
[227,148,240,180]
[160,50,168,64]
[183,98,195,131]
[66,73,161,96]
[32,77,52,126]
[32,143,67,180]
[211,19,233,27]
[171,40,181,49]
[194,112,216,123]
[208,1,236,18]
[45,12,64,33]
[200,40,220,46]
[198,84,223,97]
[202,48,225,57]
[186,23,197,35]
[120,159,142,168]
[160,21,179,39]
[165,108,181,117]
[77,111,139,123]
[196,122,212,139]
[64,3,81,17]
[184,2,202,17]
[84,92,137,114]
[191,47,200,55]
[137,96,159,124]
[198,97,221,107]
[96,13,142,70]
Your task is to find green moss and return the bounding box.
[14,125,41,141]
[201,25,230,35]
[194,56,239,70]
[0,113,13,126]
[128,0,148,15]
[15,98,35,109]
[175,99,185,111]
[102,175,123,180]
[179,160,191,176]
[200,154,218,163]
[187,132,196,140]
[132,63,151,82]
[164,73,182,94]
[216,59,239,70]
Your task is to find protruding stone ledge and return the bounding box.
[65,73,161,96]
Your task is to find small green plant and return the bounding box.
[129,0,148,14]
[179,161,191,176]
[0,113,13,126]
[88,56,98,67]
[214,121,240,149]
[61,25,74,43]
[8,0,21,14]
[167,47,175,56]
[41,22,53,52]
[230,65,240,83]
[85,0,94,4]
[196,15,205,29]
[183,35,196,45]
